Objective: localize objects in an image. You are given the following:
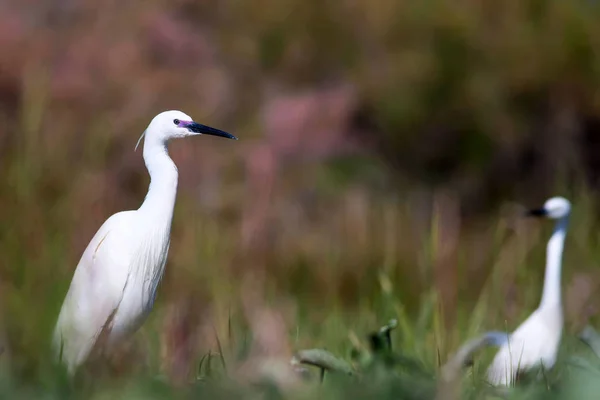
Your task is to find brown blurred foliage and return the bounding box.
[3,0,600,382]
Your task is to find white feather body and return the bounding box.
[486,197,570,386]
[486,306,562,385]
[53,113,182,373]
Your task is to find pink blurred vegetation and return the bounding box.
[2,0,600,386]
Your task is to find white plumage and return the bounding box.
[487,196,570,385]
[53,110,237,373]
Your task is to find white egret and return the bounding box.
[53,110,237,373]
[436,331,507,400]
[579,325,600,359]
[486,196,571,385]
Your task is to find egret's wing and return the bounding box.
[53,211,135,373]
[486,311,559,385]
[486,331,528,385]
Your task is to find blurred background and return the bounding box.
[3,0,600,396]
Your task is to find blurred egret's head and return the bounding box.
[527,196,571,219]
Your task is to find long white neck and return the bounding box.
[138,137,178,224]
[539,216,568,310]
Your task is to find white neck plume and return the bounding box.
[138,137,179,221]
[539,216,568,310]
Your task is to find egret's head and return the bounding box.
[482,331,509,347]
[527,196,571,219]
[136,110,237,150]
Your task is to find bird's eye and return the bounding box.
[173,119,180,125]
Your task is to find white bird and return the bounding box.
[486,196,571,386]
[437,331,507,400]
[53,110,237,373]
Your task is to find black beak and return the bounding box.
[187,122,238,140]
[526,208,547,217]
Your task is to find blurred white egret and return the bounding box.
[580,325,600,359]
[437,331,507,400]
[53,110,237,373]
[486,196,571,385]
[579,325,600,357]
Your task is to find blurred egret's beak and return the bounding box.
[526,208,547,217]
[185,121,237,140]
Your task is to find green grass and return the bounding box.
[3,187,600,399]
